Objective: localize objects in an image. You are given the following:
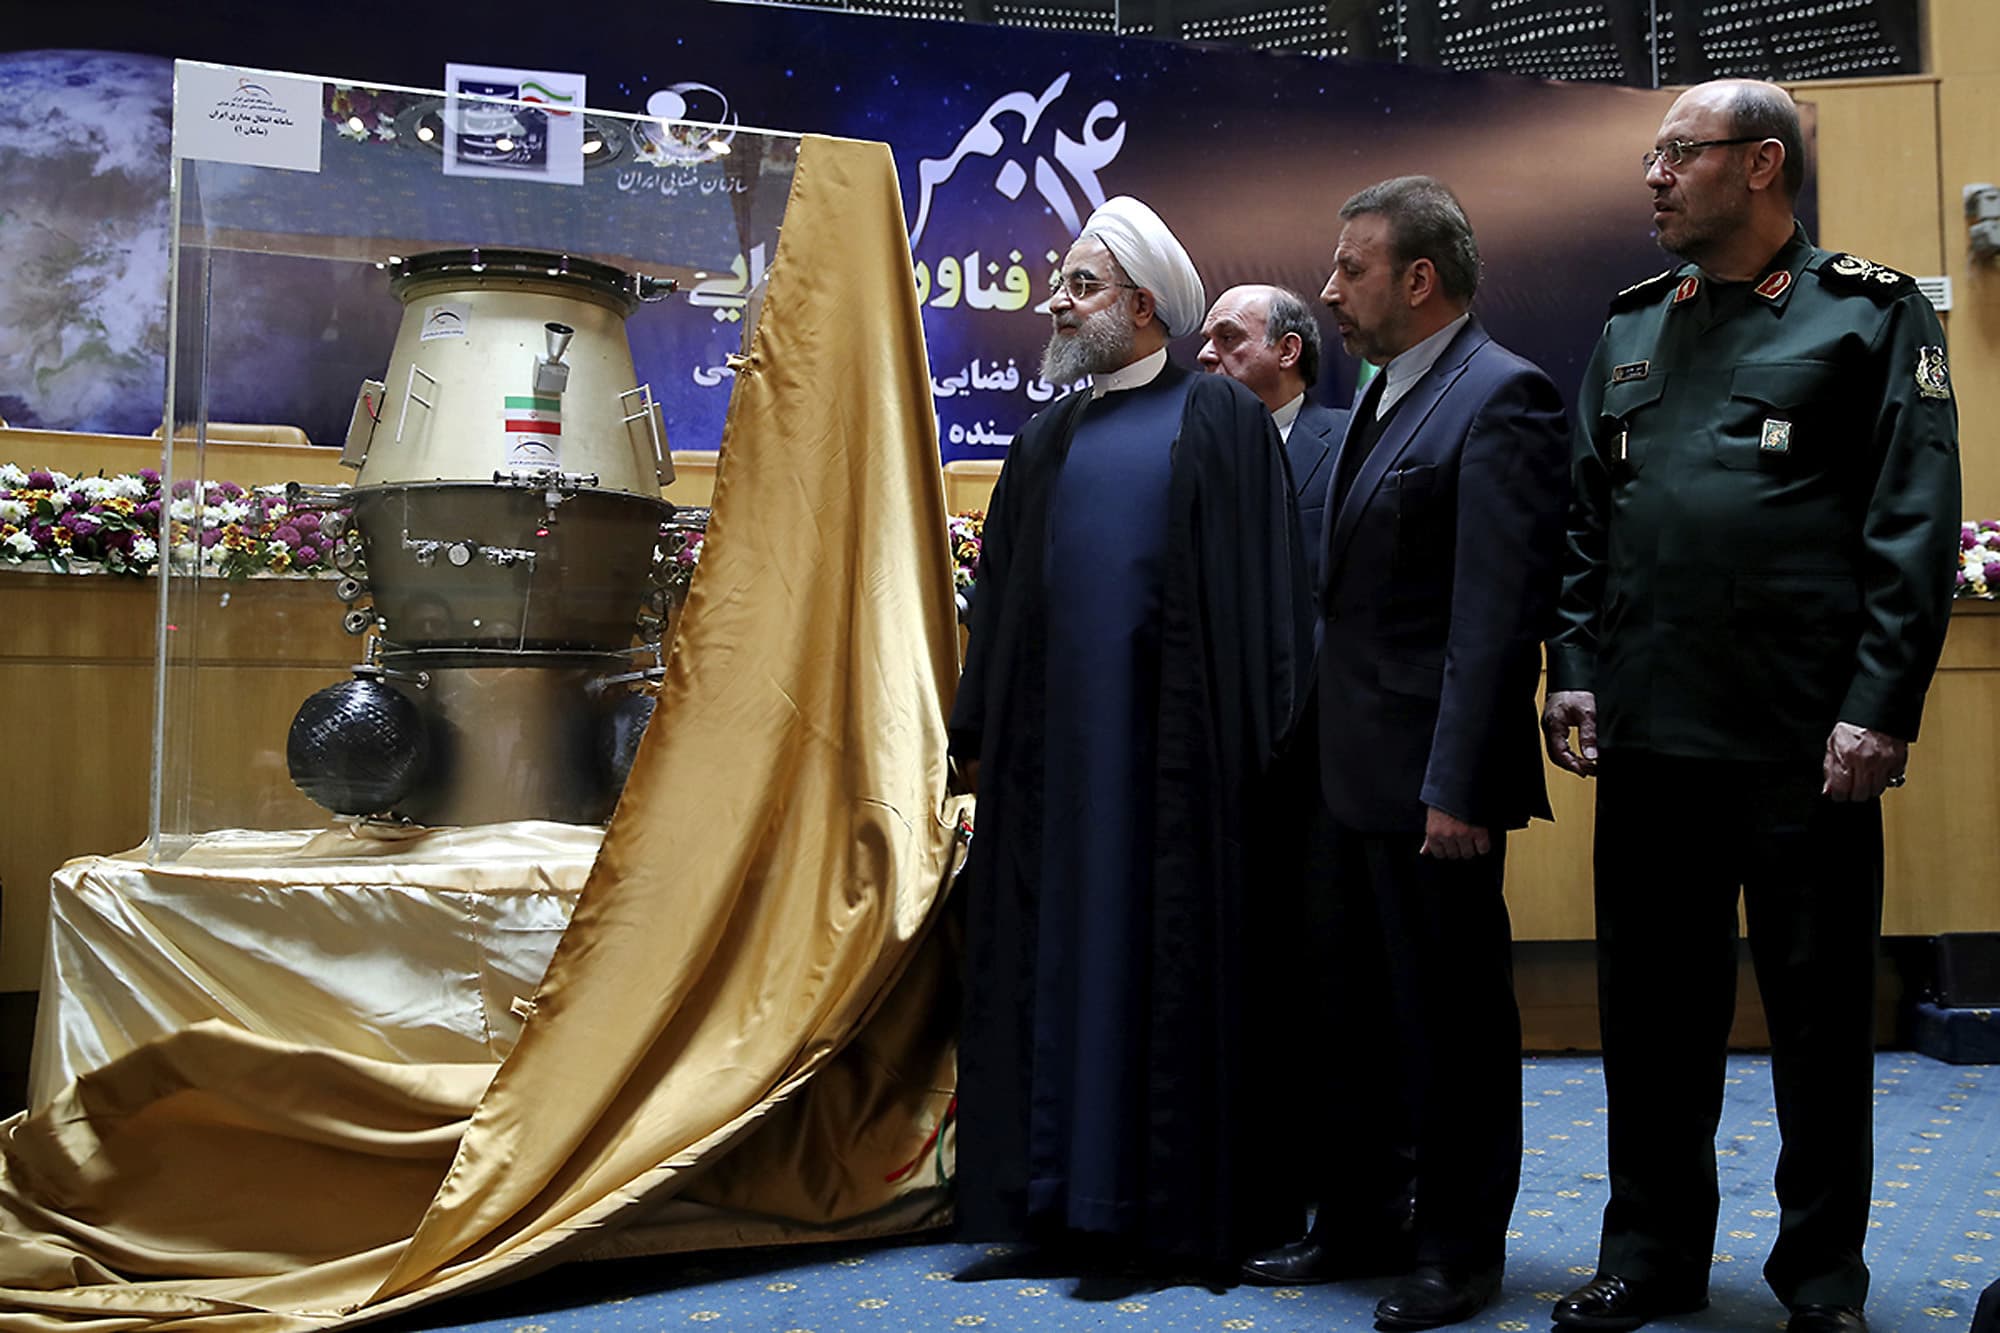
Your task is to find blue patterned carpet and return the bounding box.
[389,1054,1996,1333]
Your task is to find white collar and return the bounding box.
[1370,312,1470,418]
[1272,391,1305,440]
[1090,347,1168,398]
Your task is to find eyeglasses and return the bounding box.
[1048,269,1140,301]
[1642,136,1763,170]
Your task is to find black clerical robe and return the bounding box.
[947,359,1313,1263]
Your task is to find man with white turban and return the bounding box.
[949,197,1314,1272]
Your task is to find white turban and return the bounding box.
[1078,196,1207,339]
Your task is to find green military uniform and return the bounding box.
[1548,222,1960,1312]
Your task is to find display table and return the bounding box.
[27,821,599,1111]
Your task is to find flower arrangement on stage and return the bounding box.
[0,465,342,579]
[4,465,997,592]
[658,525,705,599]
[2,465,163,575]
[949,510,984,592]
[1962,521,2000,599]
[324,84,409,143]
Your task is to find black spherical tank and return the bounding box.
[286,678,429,815]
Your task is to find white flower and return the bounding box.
[75,476,116,501]
[0,499,25,524]
[51,488,77,510]
[0,464,27,487]
[112,474,147,500]
[169,497,198,522]
[133,536,158,562]
[48,470,71,489]
[206,500,251,525]
[172,541,199,566]
[267,533,291,550]
[5,529,36,555]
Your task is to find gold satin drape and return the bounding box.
[0,133,966,1331]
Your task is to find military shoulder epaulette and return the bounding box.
[1816,252,1916,302]
[1608,269,1677,313]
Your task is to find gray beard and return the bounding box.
[1040,305,1136,387]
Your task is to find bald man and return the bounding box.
[1198,284,1348,579]
[1546,80,1959,1333]
[950,199,1314,1270]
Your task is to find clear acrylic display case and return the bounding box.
[152,60,797,857]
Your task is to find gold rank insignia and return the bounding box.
[1916,346,1952,400]
[1760,419,1792,454]
[1829,253,1905,286]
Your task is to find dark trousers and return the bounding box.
[1322,820,1522,1269]
[1592,753,1882,1309]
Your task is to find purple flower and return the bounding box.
[105,529,136,554]
[272,524,303,546]
[200,528,222,549]
[296,544,321,564]
[292,511,321,531]
[172,479,196,499]
[217,481,244,500]
[26,470,53,489]
[59,511,100,537]
[139,500,161,520]
[139,468,161,486]
[1965,527,1980,551]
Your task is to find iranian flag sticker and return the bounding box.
[504,395,562,468]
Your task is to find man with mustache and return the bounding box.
[1285,174,1570,1331]
[1544,80,1961,1333]
[1196,284,1349,571]
[949,197,1313,1272]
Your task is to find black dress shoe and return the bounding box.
[1372,1262,1501,1331]
[1552,1274,1708,1331]
[1786,1306,1869,1333]
[1239,1235,1416,1286]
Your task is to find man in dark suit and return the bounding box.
[1197,284,1347,577]
[1286,175,1571,1331]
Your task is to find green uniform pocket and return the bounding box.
[1723,361,1828,470]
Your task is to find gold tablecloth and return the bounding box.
[29,823,599,1113]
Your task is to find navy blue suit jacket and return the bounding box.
[1286,396,1347,591]
[1315,319,1570,833]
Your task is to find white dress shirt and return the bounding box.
[1364,312,1470,419]
[1272,391,1305,442]
[1090,347,1168,398]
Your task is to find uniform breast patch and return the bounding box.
[1611,361,1651,383]
[1760,419,1792,454]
